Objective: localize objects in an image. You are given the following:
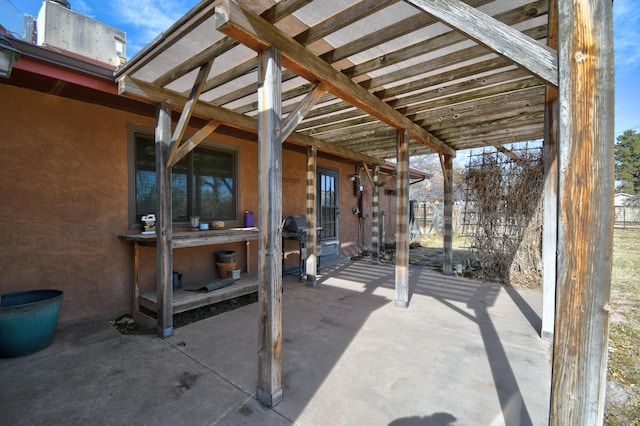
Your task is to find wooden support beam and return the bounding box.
[170,120,221,167]
[256,47,283,408]
[371,165,381,263]
[438,154,449,189]
[395,128,410,307]
[153,0,313,88]
[442,154,454,275]
[404,0,558,87]
[541,0,558,342]
[281,82,327,142]
[155,102,173,338]
[490,143,528,168]
[166,60,213,168]
[305,145,318,286]
[213,0,455,157]
[550,1,614,424]
[542,93,558,341]
[118,76,385,166]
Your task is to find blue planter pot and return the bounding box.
[0,290,64,358]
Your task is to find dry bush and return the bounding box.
[462,146,544,286]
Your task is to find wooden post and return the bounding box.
[542,95,558,341]
[443,154,454,276]
[256,47,283,407]
[542,0,558,341]
[372,165,380,263]
[155,102,173,338]
[551,1,614,424]
[305,145,318,286]
[395,129,410,307]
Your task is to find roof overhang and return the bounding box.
[115,0,554,161]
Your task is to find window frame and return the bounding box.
[127,124,240,229]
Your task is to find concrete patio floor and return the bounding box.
[0,260,551,425]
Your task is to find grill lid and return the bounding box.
[283,215,306,233]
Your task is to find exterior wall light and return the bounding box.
[0,35,21,79]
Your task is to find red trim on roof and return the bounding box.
[13,56,117,95]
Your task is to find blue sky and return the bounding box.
[7,0,640,137]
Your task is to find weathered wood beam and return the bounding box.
[297,24,547,129]
[550,1,614,424]
[154,0,312,88]
[391,73,540,115]
[305,145,318,286]
[320,0,492,65]
[329,106,544,152]
[404,0,558,86]
[541,0,558,342]
[281,82,327,142]
[233,21,546,124]
[431,113,545,141]
[449,128,545,149]
[166,60,213,168]
[155,102,173,338]
[306,80,544,140]
[433,115,545,141]
[442,154,454,275]
[213,0,455,157]
[414,85,547,122]
[256,47,283,408]
[343,1,548,79]
[202,0,394,104]
[421,101,544,133]
[238,83,324,115]
[118,76,385,165]
[395,128,410,307]
[371,165,381,263]
[170,120,221,166]
[490,143,529,167]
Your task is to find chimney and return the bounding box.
[36,0,126,66]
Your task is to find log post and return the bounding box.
[443,154,454,276]
[551,1,614,423]
[371,165,380,263]
[256,47,283,407]
[155,102,173,338]
[395,128,410,307]
[305,145,318,286]
[542,0,558,341]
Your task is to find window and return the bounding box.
[132,132,237,226]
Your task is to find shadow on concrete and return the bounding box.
[503,284,543,335]
[315,260,541,426]
[389,412,457,425]
[0,259,549,425]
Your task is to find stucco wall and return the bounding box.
[0,84,133,324]
[0,83,399,325]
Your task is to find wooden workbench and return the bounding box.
[119,227,259,324]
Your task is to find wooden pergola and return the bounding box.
[114,0,614,423]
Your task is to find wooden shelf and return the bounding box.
[119,227,258,248]
[139,274,258,314]
[119,227,260,328]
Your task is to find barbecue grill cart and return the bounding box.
[282,215,321,280]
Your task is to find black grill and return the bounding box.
[282,215,307,241]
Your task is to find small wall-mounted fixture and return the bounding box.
[0,35,21,79]
[349,174,363,197]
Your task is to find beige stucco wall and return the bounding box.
[1,83,399,325]
[0,84,133,324]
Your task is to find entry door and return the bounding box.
[318,168,339,259]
